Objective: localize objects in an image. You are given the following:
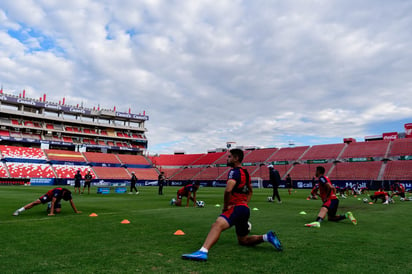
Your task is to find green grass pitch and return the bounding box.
[1,185,412,273]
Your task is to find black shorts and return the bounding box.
[220,205,250,237]
[84,181,91,187]
[322,199,339,217]
[39,195,52,204]
[75,182,81,187]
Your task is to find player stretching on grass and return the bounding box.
[173,181,200,207]
[13,187,82,216]
[181,149,282,262]
[305,166,357,228]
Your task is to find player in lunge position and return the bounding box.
[305,166,357,228]
[13,187,82,216]
[181,149,282,262]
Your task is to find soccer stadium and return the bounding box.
[2,1,412,273]
[1,90,412,272]
[0,90,411,189]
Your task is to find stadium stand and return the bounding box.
[52,165,95,179]
[253,164,293,180]
[288,163,334,180]
[150,154,204,166]
[0,145,47,160]
[83,152,121,164]
[0,162,9,177]
[168,167,204,180]
[328,161,383,180]
[193,166,231,180]
[159,168,182,179]
[127,168,159,180]
[7,163,55,178]
[383,160,412,181]
[267,146,309,162]
[388,138,412,157]
[300,144,345,161]
[117,154,151,165]
[190,151,227,166]
[93,167,130,179]
[340,141,390,159]
[45,149,86,162]
[242,148,278,164]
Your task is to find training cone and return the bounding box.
[215,204,221,207]
[89,213,98,217]
[306,197,310,200]
[299,211,307,215]
[368,202,373,205]
[174,230,185,235]
[252,208,259,211]
[121,219,131,224]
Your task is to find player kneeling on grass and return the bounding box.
[181,149,282,262]
[173,181,200,207]
[370,190,391,204]
[305,166,357,228]
[13,187,82,216]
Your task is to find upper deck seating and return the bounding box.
[117,154,150,165]
[83,152,121,164]
[242,148,278,164]
[0,145,47,160]
[45,149,86,162]
[300,144,345,161]
[267,146,309,162]
[340,141,390,159]
[388,138,412,157]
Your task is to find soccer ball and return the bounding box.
[400,197,405,201]
[170,198,176,205]
[196,200,205,207]
[248,221,252,232]
[267,197,273,202]
[363,198,369,203]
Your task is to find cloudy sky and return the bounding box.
[0,0,411,154]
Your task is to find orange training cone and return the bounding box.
[174,230,185,235]
[121,219,131,224]
[89,213,98,217]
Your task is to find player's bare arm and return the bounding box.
[48,197,57,216]
[70,199,82,214]
[223,179,236,211]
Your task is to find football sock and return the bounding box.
[18,207,26,213]
[316,217,324,223]
[199,247,208,253]
[263,234,268,242]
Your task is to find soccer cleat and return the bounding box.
[345,212,357,225]
[266,231,283,251]
[12,211,19,216]
[181,250,208,261]
[383,201,389,205]
[304,221,320,228]
[136,192,139,195]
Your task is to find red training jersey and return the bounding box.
[318,175,337,201]
[227,167,251,207]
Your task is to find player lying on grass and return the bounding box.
[181,149,282,262]
[173,181,200,207]
[305,166,357,228]
[13,187,82,216]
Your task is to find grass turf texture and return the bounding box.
[1,186,412,273]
